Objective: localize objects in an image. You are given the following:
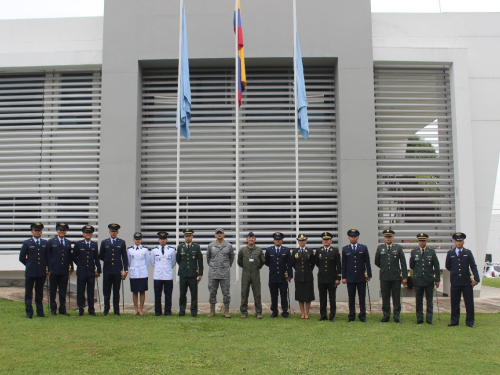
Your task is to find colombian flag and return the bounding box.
[233,0,246,107]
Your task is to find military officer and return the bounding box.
[150,231,176,316]
[342,229,372,322]
[207,228,234,318]
[73,225,101,316]
[375,229,408,323]
[264,232,293,318]
[47,222,73,316]
[446,232,480,328]
[237,232,265,319]
[409,233,440,324]
[19,222,50,318]
[176,229,203,317]
[292,234,315,319]
[316,232,341,322]
[98,223,128,316]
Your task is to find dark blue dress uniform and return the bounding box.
[99,223,128,316]
[342,229,372,322]
[19,222,49,318]
[48,224,73,315]
[316,242,341,321]
[265,232,293,318]
[445,232,480,327]
[73,226,101,315]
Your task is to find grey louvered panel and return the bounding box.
[375,64,455,249]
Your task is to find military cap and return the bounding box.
[108,223,121,231]
[297,233,308,241]
[321,232,332,240]
[31,222,44,231]
[157,231,169,239]
[183,229,194,235]
[383,229,395,237]
[133,232,142,240]
[56,222,69,231]
[82,225,94,233]
[417,233,429,240]
[347,229,360,237]
[214,227,225,234]
[452,232,466,241]
[247,232,256,238]
[273,232,284,240]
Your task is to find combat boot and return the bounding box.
[223,305,231,318]
[208,304,216,318]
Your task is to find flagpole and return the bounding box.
[235,0,240,282]
[175,0,183,273]
[293,0,300,237]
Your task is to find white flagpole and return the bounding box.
[235,0,240,282]
[293,0,300,237]
[175,0,183,273]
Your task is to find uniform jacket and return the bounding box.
[127,245,150,279]
[19,237,49,278]
[176,242,204,278]
[375,243,408,281]
[47,237,73,275]
[316,246,341,284]
[265,246,293,283]
[342,243,372,283]
[291,247,315,282]
[206,240,234,280]
[445,247,480,286]
[73,240,101,278]
[409,247,440,287]
[150,245,176,280]
[237,245,265,274]
[99,237,128,275]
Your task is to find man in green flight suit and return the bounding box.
[375,229,408,323]
[177,229,203,317]
[237,232,265,319]
[409,233,440,325]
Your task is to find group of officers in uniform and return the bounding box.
[20,222,480,327]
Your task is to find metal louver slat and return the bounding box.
[374,64,455,250]
[141,67,337,250]
[0,71,101,250]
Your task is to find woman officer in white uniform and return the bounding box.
[127,232,150,315]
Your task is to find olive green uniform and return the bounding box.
[409,247,440,323]
[176,242,204,316]
[375,243,408,321]
[237,245,264,316]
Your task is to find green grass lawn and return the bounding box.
[482,277,500,288]
[1,299,499,374]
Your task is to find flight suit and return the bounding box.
[238,245,264,317]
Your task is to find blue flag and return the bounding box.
[295,32,309,140]
[177,3,192,140]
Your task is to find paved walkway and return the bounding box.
[2,285,499,315]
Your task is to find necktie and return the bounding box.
[352,245,355,252]
[112,239,115,245]
[421,248,425,256]
[86,242,90,250]
[388,245,391,252]
[60,239,64,247]
[161,246,164,255]
[36,240,39,246]
[457,249,461,257]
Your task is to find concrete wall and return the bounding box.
[372,13,500,295]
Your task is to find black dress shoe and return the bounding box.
[102,312,108,316]
[319,316,327,321]
[26,315,33,319]
[359,319,367,323]
[62,313,71,316]
[89,312,97,316]
[380,317,390,323]
[192,314,198,318]
[329,318,335,322]
[347,319,354,322]
[51,311,57,316]
[155,313,161,316]
[467,324,475,328]
[178,312,185,316]
[114,313,120,316]
[448,323,458,327]
[427,322,434,325]
[416,321,423,324]
[37,314,48,318]
[78,311,84,316]
[282,315,289,319]
[394,319,402,324]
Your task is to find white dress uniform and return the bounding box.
[127,245,150,292]
[150,244,176,315]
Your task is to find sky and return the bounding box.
[0,0,499,211]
